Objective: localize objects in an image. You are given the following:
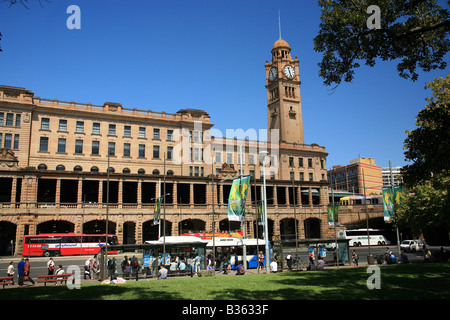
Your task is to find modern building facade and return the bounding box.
[382,166,403,188]
[327,158,383,196]
[0,37,336,256]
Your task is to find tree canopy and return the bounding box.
[402,74,450,186]
[314,0,450,87]
[397,75,450,239]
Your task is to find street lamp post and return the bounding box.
[259,150,270,274]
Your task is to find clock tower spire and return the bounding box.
[265,37,304,145]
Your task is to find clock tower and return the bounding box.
[265,37,304,145]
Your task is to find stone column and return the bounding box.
[118,179,123,208]
[190,183,194,209]
[309,187,313,206]
[172,181,178,207]
[98,180,103,208]
[77,178,82,208]
[137,179,142,209]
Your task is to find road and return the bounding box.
[1,245,448,278]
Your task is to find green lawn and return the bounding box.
[1,263,449,300]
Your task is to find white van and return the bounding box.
[401,240,426,252]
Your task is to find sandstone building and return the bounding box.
[0,37,335,255]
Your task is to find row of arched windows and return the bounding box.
[37,164,174,176]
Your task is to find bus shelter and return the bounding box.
[272,238,351,271]
[98,236,208,280]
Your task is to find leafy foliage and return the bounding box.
[314,0,450,87]
[402,74,450,186]
[399,75,450,237]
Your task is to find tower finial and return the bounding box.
[278,10,282,40]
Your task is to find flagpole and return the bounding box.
[211,154,216,271]
[390,161,401,257]
[158,179,161,239]
[163,153,166,265]
[259,150,269,274]
[240,145,247,272]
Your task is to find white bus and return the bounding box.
[338,229,391,247]
[206,237,270,269]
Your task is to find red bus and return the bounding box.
[22,233,119,257]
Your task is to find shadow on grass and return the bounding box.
[1,263,448,300]
[207,263,450,300]
[0,283,184,300]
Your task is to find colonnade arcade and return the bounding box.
[0,172,329,256]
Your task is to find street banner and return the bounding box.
[240,176,250,215]
[327,204,339,225]
[382,187,394,221]
[394,185,404,207]
[154,198,161,225]
[228,178,243,221]
[257,201,264,226]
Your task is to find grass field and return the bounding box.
[1,263,449,300]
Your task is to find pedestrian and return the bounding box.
[6,261,14,285]
[17,258,25,286]
[23,258,35,285]
[270,258,277,273]
[352,250,359,267]
[107,257,116,279]
[217,252,224,273]
[158,265,168,280]
[258,251,264,270]
[47,257,55,275]
[92,254,99,279]
[222,253,228,274]
[424,248,432,262]
[308,248,315,263]
[124,258,132,278]
[285,252,293,270]
[235,261,245,275]
[401,251,409,264]
[234,252,239,270]
[307,260,316,271]
[84,258,91,279]
[55,265,65,286]
[132,255,140,277]
[317,258,325,270]
[226,255,231,273]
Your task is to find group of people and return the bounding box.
[6,257,66,286]
[84,254,101,279]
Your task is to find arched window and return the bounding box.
[56,165,65,171]
[38,164,47,170]
[90,166,99,173]
[138,168,146,174]
[167,170,174,176]
[107,167,115,173]
[152,169,160,175]
[122,168,130,174]
[73,165,82,171]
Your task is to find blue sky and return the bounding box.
[0,0,448,169]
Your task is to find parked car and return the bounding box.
[401,240,427,252]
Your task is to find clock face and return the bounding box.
[269,67,277,81]
[284,65,295,79]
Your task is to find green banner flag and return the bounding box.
[228,178,243,222]
[154,198,161,225]
[382,187,394,221]
[327,204,339,225]
[240,176,250,215]
[394,185,404,207]
[257,201,264,226]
